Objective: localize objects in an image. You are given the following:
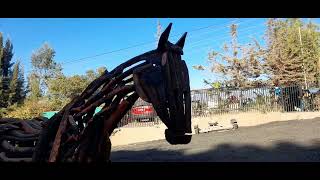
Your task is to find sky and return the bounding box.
[1,18,319,90]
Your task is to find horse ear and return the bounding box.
[157,23,172,51]
[175,32,187,49]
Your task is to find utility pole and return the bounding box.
[298,26,308,89]
[155,20,162,48]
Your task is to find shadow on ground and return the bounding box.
[111,140,320,162]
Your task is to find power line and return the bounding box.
[26,19,264,73]
[61,19,260,65]
[59,22,265,72]
[185,31,264,56]
[184,23,265,50]
[60,19,237,65]
[60,30,264,77]
[148,18,257,51]
[169,18,253,42]
[186,34,264,62]
[130,18,258,51]
[187,26,265,50]
[181,18,259,43]
[61,19,261,66]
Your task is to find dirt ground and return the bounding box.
[111,117,320,162]
[110,111,320,146]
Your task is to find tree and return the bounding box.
[1,39,14,77]
[18,64,26,101]
[264,18,320,87]
[299,20,320,86]
[47,67,107,110]
[84,67,108,85]
[0,32,4,107]
[97,66,107,76]
[29,42,62,98]
[48,75,87,99]
[0,75,6,107]
[0,34,14,108]
[203,79,222,90]
[85,69,96,84]
[8,61,26,105]
[193,24,266,89]
[0,33,2,61]
[28,72,42,100]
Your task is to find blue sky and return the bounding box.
[1,18,318,89]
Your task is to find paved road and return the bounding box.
[111,118,320,162]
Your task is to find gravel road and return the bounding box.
[111,118,320,162]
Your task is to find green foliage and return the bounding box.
[194,23,266,89]
[28,72,42,100]
[5,99,53,119]
[0,33,2,60]
[193,18,320,89]
[47,67,106,110]
[203,80,222,89]
[8,61,26,105]
[0,76,7,108]
[85,69,96,83]
[47,74,88,106]
[265,18,320,86]
[1,39,14,77]
[3,41,109,118]
[97,66,107,76]
[0,107,8,119]
[31,43,61,77]
[29,42,62,97]
[0,34,19,108]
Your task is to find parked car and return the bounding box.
[130,98,157,122]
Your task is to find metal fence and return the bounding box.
[190,85,320,117]
[117,85,320,128]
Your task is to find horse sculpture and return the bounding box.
[0,23,192,162]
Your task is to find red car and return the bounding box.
[130,98,157,122]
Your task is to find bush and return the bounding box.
[5,99,53,119]
[0,107,9,119]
